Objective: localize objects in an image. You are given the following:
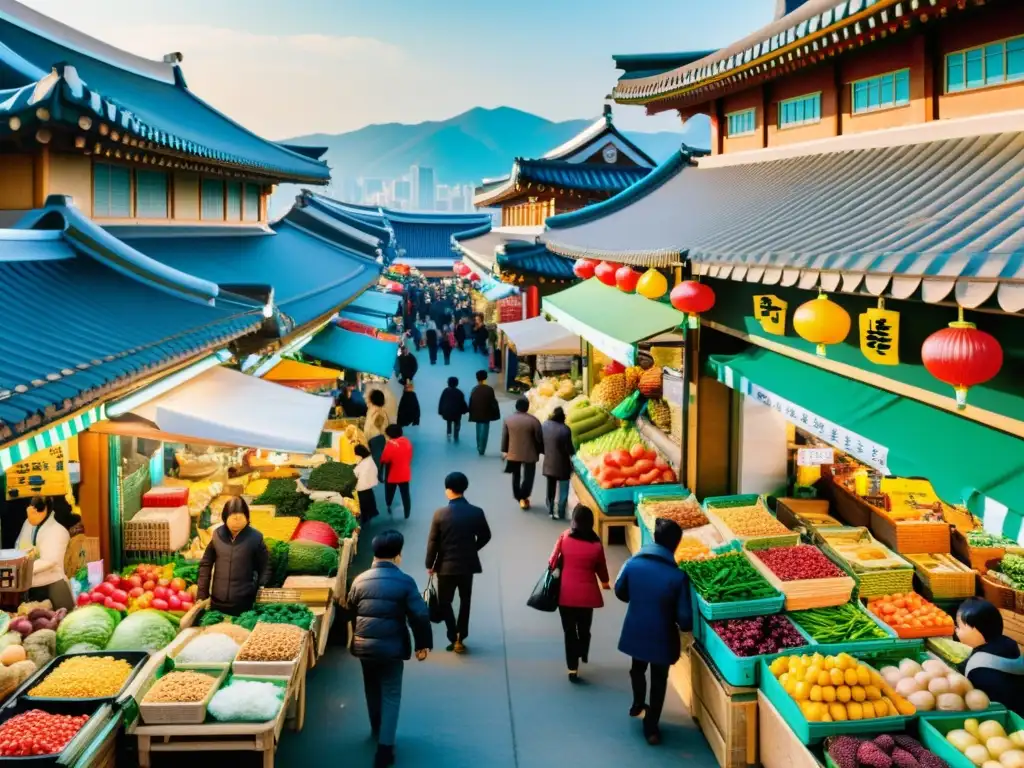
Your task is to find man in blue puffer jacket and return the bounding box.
[615,518,692,747]
[349,530,433,768]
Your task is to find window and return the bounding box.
[851,69,911,114]
[226,182,242,221]
[93,163,131,218]
[777,92,821,129]
[946,35,1024,93]
[726,108,756,137]
[135,170,169,218]
[201,179,225,220]
[243,184,260,222]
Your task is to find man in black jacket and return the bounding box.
[425,472,492,654]
[349,530,432,768]
[397,345,418,384]
[467,370,501,456]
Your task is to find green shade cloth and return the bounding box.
[542,279,685,366]
[709,347,1024,538]
[303,325,398,379]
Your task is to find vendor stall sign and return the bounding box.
[5,445,68,499]
[745,380,889,473]
[753,295,787,336]
[859,307,900,366]
[797,447,835,466]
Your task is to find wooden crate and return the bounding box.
[819,481,873,529]
[758,691,825,768]
[691,643,758,768]
[571,475,633,546]
[669,631,694,710]
[625,522,642,555]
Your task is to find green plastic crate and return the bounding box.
[788,601,907,655]
[919,710,1023,768]
[703,614,815,686]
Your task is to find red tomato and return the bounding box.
[152,586,169,600]
[103,596,117,609]
[96,581,115,596]
[110,589,128,604]
[128,575,143,589]
[167,595,182,610]
[128,587,144,598]
[179,598,193,611]
[170,578,187,592]
[151,598,169,611]
[76,593,92,607]
[109,602,127,613]
[142,580,155,591]
[105,573,121,584]
[157,578,170,587]
[90,592,107,604]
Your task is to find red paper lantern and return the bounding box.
[615,266,641,293]
[573,259,597,280]
[454,262,469,276]
[921,311,1003,409]
[594,261,617,287]
[670,280,716,315]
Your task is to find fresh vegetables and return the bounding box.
[789,603,890,644]
[248,510,301,542]
[876,657,987,712]
[55,606,118,655]
[867,593,955,637]
[768,652,916,722]
[77,565,196,614]
[273,491,311,518]
[208,679,285,722]
[105,610,178,652]
[307,461,357,497]
[200,603,314,631]
[680,553,778,603]
[713,502,790,538]
[265,538,290,588]
[252,478,299,506]
[578,426,645,459]
[590,444,677,489]
[28,655,134,698]
[828,734,949,768]
[0,710,90,757]
[710,615,809,657]
[675,537,712,562]
[143,670,219,703]
[286,540,339,576]
[21,630,54,668]
[174,633,241,664]
[290,520,340,549]
[304,501,358,540]
[929,637,973,666]
[639,496,707,529]
[754,545,846,581]
[992,554,1024,590]
[236,622,304,662]
[10,605,65,636]
[946,718,1024,767]
[965,530,1019,549]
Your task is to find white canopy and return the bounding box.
[102,366,332,455]
[498,316,580,356]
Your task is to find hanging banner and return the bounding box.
[859,307,900,365]
[753,295,788,336]
[5,444,68,500]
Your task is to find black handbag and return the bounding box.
[424,576,443,624]
[526,566,561,613]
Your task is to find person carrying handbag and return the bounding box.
[547,505,609,682]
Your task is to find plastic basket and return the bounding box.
[686,550,785,620]
[138,665,228,725]
[788,601,904,655]
[757,658,912,744]
[981,572,1020,611]
[702,615,815,686]
[905,553,976,599]
[919,711,1024,768]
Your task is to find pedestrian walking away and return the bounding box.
[425,472,492,654]
[348,530,432,768]
[380,425,413,518]
[548,505,610,682]
[365,389,391,483]
[468,369,501,456]
[437,376,469,442]
[542,406,575,520]
[615,518,692,746]
[397,380,421,428]
[440,323,454,365]
[397,345,418,384]
[454,318,467,351]
[353,444,380,523]
[425,320,439,365]
[501,397,543,509]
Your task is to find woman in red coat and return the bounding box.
[548,505,610,682]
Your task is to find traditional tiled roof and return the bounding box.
[0,2,330,182]
[497,241,575,280]
[287,192,393,262]
[517,159,650,193]
[611,0,966,110]
[0,197,264,442]
[452,226,544,275]
[612,51,718,81]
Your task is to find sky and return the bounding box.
[20,0,775,138]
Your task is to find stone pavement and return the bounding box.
[274,346,716,768]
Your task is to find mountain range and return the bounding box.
[280,106,711,192]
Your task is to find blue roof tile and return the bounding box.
[497,242,575,280]
[517,158,650,194]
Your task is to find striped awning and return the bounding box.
[542,113,1024,312]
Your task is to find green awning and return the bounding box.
[543,280,684,366]
[709,347,1024,539]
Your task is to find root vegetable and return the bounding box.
[966,690,992,711]
[937,693,965,711]
[967,746,992,766]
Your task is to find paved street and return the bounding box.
[275,346,714,768]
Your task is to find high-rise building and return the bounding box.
[393,179,412,206]
[462,185,475,211]
[409,165,436,211]
[362,178,385,199]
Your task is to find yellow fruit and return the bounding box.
[844,669,859,686]
[852,686,866,703]
[882,697,898,717]
[856,666,872,686]
[837,686,852,703]
[861,701,876,719]
[830,703,848,721]
[895,696,916,716]
[810,685,822,702]
[816,671,830,687]
[803,702,824,722]
[824,657,836,670]
[829,668,845,686]
[865,685,882,701]
[847,702,863,720]
[784,678,797,696]
[794,682,810,701]
[837,654,855,671]
[805,666,822,684]
[770,658,789,677]
[870,670,884,688]
[822,686,836,703]
[821,713,833,722]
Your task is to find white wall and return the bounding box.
[736,396,789,495]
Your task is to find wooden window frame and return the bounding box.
[133,168,170,220]
[725,108,757,138]
[199,177,227,222]
[91,160,134,219]
[850,68,912,115]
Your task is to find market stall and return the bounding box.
[496,315,580,391]
[262,360,341,393]
[301,322,400,381]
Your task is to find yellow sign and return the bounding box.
[859,307,900,365]
[753,295,788,336]
[880,477,947,520]
[5,445,68,500]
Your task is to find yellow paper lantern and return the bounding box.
[793,293,851,357]
[636,268,668,300]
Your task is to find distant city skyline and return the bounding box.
[340,167,476,213]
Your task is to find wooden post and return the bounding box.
[77,430,111,569]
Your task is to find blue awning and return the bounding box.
[340,310,389,330]
[347,290,402,318]
[483,283,519,302]
[302,326,398,379]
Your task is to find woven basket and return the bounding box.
[906,553,976,599]
[138,666,227,725]
[981,572,1024,612]
[871,509,951,555]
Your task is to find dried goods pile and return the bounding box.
[28,655,134,698]
[208,679,286,723]
[945,719,1024,768]
[236,623,304,662]
[143,670,219,703]
[767,652,917,722]
[681,553,778,603]
[714,503,790,538]
[876,657,990,712]
[827,734,949,768]
[203,624,251,644]
[788,604,890,644]
[0,710,90,757]
[754,545,847,581]
[867,594,955,637]
[174,633,241,665]
[709,615,809,657]
[821,532,909,572]
[640,496,707,529]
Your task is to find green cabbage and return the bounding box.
[105,610,177,652]
[56,606,118,654]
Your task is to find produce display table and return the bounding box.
[669,631,694,710]
[757,691,824,768]
[125,631,310,768]
[570,474,635,546]
[691,643,758,768]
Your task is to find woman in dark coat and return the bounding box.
[437,376,469,443]
[397,380,421,427]
[440,323,454,365]
[425,321,439,365]
[197,497,271,616]
[454,319,467,351]
[541,407,575,520]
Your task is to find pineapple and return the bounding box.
[648,399,672,431]
[625,366,643,391]
[592,373,628,409]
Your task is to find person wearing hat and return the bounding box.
[349,530,432,768]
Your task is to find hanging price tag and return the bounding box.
[797,447,835,466]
